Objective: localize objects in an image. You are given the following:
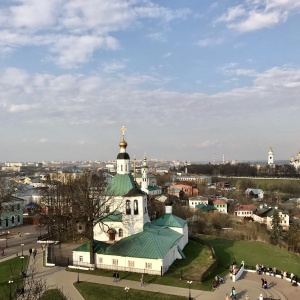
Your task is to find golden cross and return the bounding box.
[120,125,126,138]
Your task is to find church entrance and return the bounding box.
[108,228,116,241]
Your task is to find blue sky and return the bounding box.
[0,0,299,163]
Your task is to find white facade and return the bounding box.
[268,146,274,165]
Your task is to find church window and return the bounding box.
[79,256,83,262]
[98,257,103,264]
[121,165,123,172]
[112,259,118,266]
[144,206,147,213]
[128,260,134,267]
[126,200,131,215]
[11,216,15,224]
[119,228,123,237]
[17,215,20,222]
[145,262,152,269]
[134,200,138,215]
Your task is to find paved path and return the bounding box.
[2,249,299,299]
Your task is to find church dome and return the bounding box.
[119,139,127,148]
[117,152,130,159]
[165,196,173,206]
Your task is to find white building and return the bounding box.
[73,127,188,275]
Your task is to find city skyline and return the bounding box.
[0,1,299,162]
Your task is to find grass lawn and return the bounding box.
[41,289,67,300]
[74,281,187,300]
[68,239,215,291]
[199,234,300,275]
[0,256,29,300]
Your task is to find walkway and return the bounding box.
[2,251,300,299]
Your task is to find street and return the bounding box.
[0,225,47,258]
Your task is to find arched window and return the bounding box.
[17,215,20,222]
[119,228,123,237]
[108,228,116,241]
[11,216,15,224]
[134,200,138,215]
[126,200,131,215]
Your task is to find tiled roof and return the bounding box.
[99,223,182,259]
[235,204,256,211]
[106,173,135,196]
[213,199,227,204]
[196,204,217,211]
[152,213,187,228]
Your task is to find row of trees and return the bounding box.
[180,163,299,178]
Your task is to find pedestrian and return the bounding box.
[116,272,119,282]
[230,287,236,300]
[245,295,250,300]
[264,279,268,289]
[261,278,264,288]
[113,271,116,282]
[29,248,32,256]
[140,274,144,287]
[1,248,4,257]
[33,248,37,258]
[273,267,276,277]
[259,294,263,300]
[290,272,294,283]
[225,293,230,300]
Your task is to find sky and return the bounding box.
[0,0,299,163]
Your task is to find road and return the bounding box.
[0,224,47,258]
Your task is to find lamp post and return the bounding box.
[8,279,13,300]
[125,287,129,300]
[77,263,80,283]
[20,256,24,271]
[21,243,24,256]
[187,280,193,300]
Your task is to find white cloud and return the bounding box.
[216,0,300,32]
[39,138,48,143]
[196,140,218,148]
[0,0,190,68]
[197,37,223,47]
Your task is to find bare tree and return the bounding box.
[41,170,121,266]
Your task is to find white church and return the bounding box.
[73,127,188,275]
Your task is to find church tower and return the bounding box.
[141,155,149,193]
[117,125,130,175]
[268,145,274,166]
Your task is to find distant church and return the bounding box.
[73,126,188,275]
[268,145,275,166]
[290,151,300,170]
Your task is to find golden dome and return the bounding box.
[119,138,127,148]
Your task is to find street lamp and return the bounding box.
[187,280,193,300]
[8,279,13,300]
[20,256,24,272]
[125,287,129,300]
[21,243,24,256]
[77,263,80,283]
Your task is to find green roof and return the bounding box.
[97,223,182,259]
[147,185,161,191]
[101,211,123,222]
[152,213,187,228]
[196,204,217,211]
[106,173,135,196]
[73,240,110,253]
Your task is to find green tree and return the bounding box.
[270,209,284,242]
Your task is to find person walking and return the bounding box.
[29,248,32,256]
[140,274,144,287]
[230,287,236,300]
[113,271,116,282]
[1,248,4,257]
[225,293,230,300]
[245,295,250,300]
[116,272,119,282]
[33,248,37,259]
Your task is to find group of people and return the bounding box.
[229,261,238,276]
[29,248,37,258]
[256,264,277,276]
[112,271,120,282]
[261,278,268,289]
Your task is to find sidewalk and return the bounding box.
[3,250,300,300]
